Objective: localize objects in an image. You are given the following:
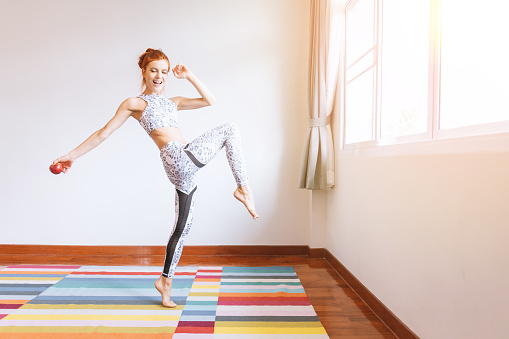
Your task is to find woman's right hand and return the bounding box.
[52,155,74,173]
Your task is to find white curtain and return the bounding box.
[299,0,340,190]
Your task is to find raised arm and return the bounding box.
[171,64,216,110]
[52,98,138,173]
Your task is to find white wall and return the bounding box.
[0,0,311,246]
[325,145,509,339]
[322,5,509,338]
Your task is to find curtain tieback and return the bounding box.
[308,115,330,127]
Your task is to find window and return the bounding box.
[344,0,378,146]
[379,0,431,142]
[343,0,509,148]
[439,0,509,136]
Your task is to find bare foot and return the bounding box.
[234,186,259,219]
[155,276,177,308]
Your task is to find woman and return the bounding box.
[52,48,259,308]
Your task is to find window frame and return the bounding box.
[342,0,509,150]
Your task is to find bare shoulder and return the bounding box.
[169,96,184,107]
[122,96,146,113]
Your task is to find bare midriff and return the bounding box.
[149,127,187,150]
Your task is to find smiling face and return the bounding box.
[142,59,170,95]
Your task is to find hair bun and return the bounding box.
[138,48,155,69]
[138,48,170,72]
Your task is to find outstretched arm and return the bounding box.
[171,64,216,110]
[52,98,137,173]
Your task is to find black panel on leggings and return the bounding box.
[183,144,205,168]
[162,186,197,277]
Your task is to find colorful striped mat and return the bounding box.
[0,265,329,338]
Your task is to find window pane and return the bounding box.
[440,0,509,129]
[347,50,374,83]
[346,0,375,67]
[345,68,375,144]
[380,0,430,139]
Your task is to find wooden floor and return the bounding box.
[0,254,397,339]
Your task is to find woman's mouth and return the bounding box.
[153,80,162,85]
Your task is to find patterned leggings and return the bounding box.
[159,123,249,278]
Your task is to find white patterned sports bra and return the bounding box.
[138,94,179,135]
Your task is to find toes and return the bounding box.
[164,301,177,308]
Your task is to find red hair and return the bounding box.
[138,48,170,70]
[138,48,170,90]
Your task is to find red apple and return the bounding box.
[49,163,64,175]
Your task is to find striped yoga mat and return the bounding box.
[0,265,329,338]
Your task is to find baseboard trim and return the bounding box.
[307,247,325,258]
[323,249,418,339]
[0,244,308,257]
[0,244,416,338]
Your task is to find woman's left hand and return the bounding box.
[172,64,191,79]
